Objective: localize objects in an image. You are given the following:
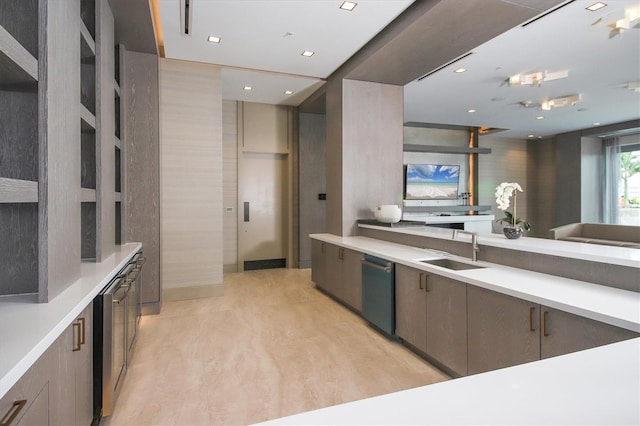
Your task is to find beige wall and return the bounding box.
[222,100,238,272]
[159,59,223,300]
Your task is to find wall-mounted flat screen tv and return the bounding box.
[404,164,460,200]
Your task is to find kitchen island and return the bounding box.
[290,230,640,425]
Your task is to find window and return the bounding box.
[604,137,640,225]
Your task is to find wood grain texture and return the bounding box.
[0,178,38,203]
[0,90,38,181]
[80,131,96,189]
[222,100,238,271]
[395,263,427,354]
[95,0,116,262]
[341,79,403,236]
[0,0,38,59]
[81,202,96,259]
[298,112,326,268]
[341,247,362,312]
[467,285,540,375]
[124,50,160,305]
[0,24,38,85]
[159,58,222,295]
[40,0,81,301]
[0,203,38,295]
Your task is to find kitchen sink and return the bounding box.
[420,258,485,270]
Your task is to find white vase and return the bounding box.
[374,205,402,223]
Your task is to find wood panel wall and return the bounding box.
[124,50,160,313]
[159,59,222,300]
[298,112,326,268]
[222,100,238,272]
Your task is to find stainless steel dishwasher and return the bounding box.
[361,254,395,336]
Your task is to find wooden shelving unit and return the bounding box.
[114,44,125,246]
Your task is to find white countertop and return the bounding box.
[311,234,640,332]
[261,337,640,425]
[359,223,640,268]
[0,243,141,399]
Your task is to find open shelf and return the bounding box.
[80,0,96,41]
[81,202,96,260]
[0,1,38,59]
[81,188,96,203]
[80,23,96,116]
[115,90,121,139]
[0,177,38,203]
[0,88,39,181]
[115,146,121,192]
[81,126,96,190]
[0,25,38,88]
[0,203,38,295]
[115,201,121,245]
[404,144,492,155]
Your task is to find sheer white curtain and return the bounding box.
[603,136,621,224]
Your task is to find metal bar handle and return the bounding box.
[529,307,535,332]
[361,259,392,272]
[0,400,27,426]
[72,322,82,352]
[542,310,550,336]
[419,272,424,290]
[78,317,86,345]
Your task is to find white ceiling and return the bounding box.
[157,0,640,140]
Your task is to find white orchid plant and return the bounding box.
[495,182,531,231]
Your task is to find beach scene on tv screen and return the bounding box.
[406,164,460,200]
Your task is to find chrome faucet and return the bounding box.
[452,229,479,262]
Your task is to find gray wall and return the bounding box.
[124,50,160,313]
[222,100,238,273]
[554,131,583,226]
[527,138,557,238]
[581,137,603,223]
[298,112,326,268]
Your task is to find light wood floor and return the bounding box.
[105,268,449,425]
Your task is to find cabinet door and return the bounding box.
[311,240,326,289]
[16,384,49,426]
[540,306,639,359]
[394,264,427,353]
[75,303,93,425]
[341,248,363,312]
[426,275,468,376]
[324,244,342,299]
[467,286,540,375]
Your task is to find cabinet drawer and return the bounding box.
[0,351,52,426]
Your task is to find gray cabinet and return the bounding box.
[311,239,326,289]
[425,274,467,376]
[395,264,427,353]
[467,285,540,375]
[311,241,363,312]
[1,305,93,426]
[540,306,638,359]
[395,264,467,376]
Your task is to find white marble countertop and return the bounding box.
[358,223,640,268]
[261,337,640,425]
[311,234,640,332]
[0,243,142,399]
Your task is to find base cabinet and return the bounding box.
[467,286,540,375]
[540,306,639,359]
[395,265,467,376]
[312,241,362,313]
[0,305,93,426]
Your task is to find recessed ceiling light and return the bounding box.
[243,86,252,91]
[467,109,476,113]
[586,2,607,11]
[340,1,357,11]
[207,35,221,43]
[536,116,544,120]
[301,50,315,57]
[453,68,467,73]
[528,134,535,138]
[284,90,294,95]
[593,122,601,126]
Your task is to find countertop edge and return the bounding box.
[310,234,640,332]
[0,243,142,399]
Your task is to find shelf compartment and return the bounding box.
[80,29,96,116]
[115,90,121,139]
[0,203,38,295]
[81,202,96,260]
[0,25,38,88]
[80,0,96,41]
[0,90,38,181]
[115,201,121,245]
[115,146,121,192]
[81,126,96,189]
[0,177,37,203]
[80,188,96,203]
[0,0,39,60]
[80,104,96,130]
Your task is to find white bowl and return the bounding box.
[374,205,402,223]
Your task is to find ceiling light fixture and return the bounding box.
[243,86,252,91]
[340,1,357,11]
[586,2,607,12]
[453,68,467,73]
[593,122,601,126]
[528,134,535,138]
[508,70,569,86]
[284,90,294,95]
[607,5,640,37]
[301,50,315,57]
[541,94,581,111]
[627,81,640,92]
[207,35,221,43]
[536,116,544,120]
[467,109,476,113]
